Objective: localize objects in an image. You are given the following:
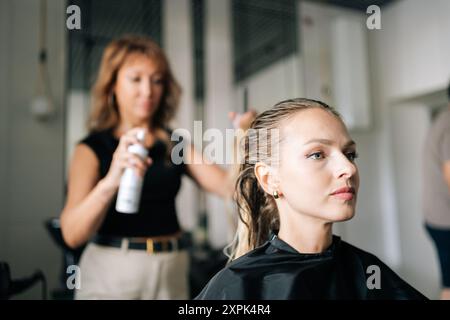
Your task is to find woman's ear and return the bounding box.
[254,162,280,196]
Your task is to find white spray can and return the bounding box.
[115,129,148,214]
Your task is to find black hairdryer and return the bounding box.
[0,262,46,300]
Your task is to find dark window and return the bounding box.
[232,0,298,82]
[67,0,162,90]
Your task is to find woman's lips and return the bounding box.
[140,101,152,108]
[332,192,354,200]
[330,187,355,201]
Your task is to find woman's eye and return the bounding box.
[129,77,140,82]
[152,78,163,85]
[346,151,359,162]
[308,152,324,160]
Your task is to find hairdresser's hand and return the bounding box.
[103,127,152,189]
[229,110,257,131]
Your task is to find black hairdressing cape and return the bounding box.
[195,234,427,300]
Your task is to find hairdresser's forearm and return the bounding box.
[61,179,117,249]
[224,164,240,199]
[443,161,450,195]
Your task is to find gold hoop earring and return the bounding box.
[273,190,279,199]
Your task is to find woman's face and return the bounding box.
[114,53,165,125]
[277,108,359,223]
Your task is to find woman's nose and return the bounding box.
[141,80,152,97]
[335,155,357,179]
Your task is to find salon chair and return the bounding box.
[0,261,46,300]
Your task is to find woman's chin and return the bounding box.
[135,104,157,116]
[133,111,154,123]
[326,208,355,222]
[336,211,355,222]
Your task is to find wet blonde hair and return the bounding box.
[87,34,181,132]
[227,98,341,260]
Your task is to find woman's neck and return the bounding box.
[115,121,153,136]
[277,210,333,254]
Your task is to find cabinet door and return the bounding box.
[300,2,371,130]
[380,0,450,100]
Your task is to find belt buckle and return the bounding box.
[146,239,154,254]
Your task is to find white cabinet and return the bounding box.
[380,0,450,100]
[300,2,372,130]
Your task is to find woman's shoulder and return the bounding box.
[208,243,270,277]
[80,128,113,143]
[194,266,238,300]
[338,239,428,299]
[78,129,116,158]
[339,240,382,262]
[195,245,271,300]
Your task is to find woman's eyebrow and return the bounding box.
[303,138,356,148]
[125,69,141,74]
[130,70,163,76]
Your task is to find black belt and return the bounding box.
[92,235,186,253]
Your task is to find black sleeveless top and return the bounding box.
[80,128,186,237]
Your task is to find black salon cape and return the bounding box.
[195,235,427,300]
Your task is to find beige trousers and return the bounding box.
[75,243,189,300]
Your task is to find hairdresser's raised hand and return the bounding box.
[103,127,152,189]
[229,110,257,131]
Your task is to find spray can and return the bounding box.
[115,129,148,214]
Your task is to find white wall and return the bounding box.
[164,0,199,233]
[380,0,450,100]
[234,54,303,114]
[300,1,372,130]
[65,90,89,174]
[204,0,236,248]
[0,0,66,299]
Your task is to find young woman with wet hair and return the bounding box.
[196,98,426,300]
